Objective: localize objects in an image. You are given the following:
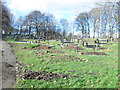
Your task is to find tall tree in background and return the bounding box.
[75,12,90,38]
[90,8,100,38]
[60,19,68,39]
[97,1,119,39]
[26,10,42,38]
[18,16,24,35]
[1,1,13,35]
[24,14,33,35]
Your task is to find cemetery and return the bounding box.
[1,0,119,88]
[4,37,118,88]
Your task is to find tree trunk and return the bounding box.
[93,21,96,38]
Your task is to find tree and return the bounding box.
[26,10,42,38]
[75,12,90,38]
[1,1,13,35]
[66,32,73,41]
[60,19,68,39]
[96,1,119,39]
[90,8,100,38]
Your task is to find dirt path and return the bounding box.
[0,40,16,89]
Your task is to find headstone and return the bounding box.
[82,41,84,46]
[14,36,19,41]
[86,42,88,47]
[77,39,80,43]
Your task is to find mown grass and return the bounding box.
[9,40,118,88]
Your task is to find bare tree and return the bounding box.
[90,8,100,38]
[1,1,13,35]
[60,19,68,40]
[75,12,90,38]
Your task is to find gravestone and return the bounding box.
[14,36,19,41]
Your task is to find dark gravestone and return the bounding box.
[107,39,109,42]
[82,41,84,46]
[86,42,88,47]
[77,39,80,43]
[14,36,19,41]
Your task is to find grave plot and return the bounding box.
[34,45,50,49]
[22,45,54,50]
[50,55,88,62]
[63,46,85,50]
[35,50,64,57]
[79,52,108,55]
[22,70,80,81]
[46,49,64,53]
[96,47,106,50]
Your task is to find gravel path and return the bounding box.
[0,40,16,89]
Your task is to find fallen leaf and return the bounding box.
[87,81,91,83]
[91,85,94,87]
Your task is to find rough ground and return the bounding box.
[79,52,108,55]
[21,70,80,81]
[0,40,16,89]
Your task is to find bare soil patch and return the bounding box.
[35,50,64,57]
[46,50,64,54]
[34,45,53,49]
[63,46,84,50]
[22,45,52,50]
[22,70,79,81]
[79,52,108,55]
[50,55,87,62]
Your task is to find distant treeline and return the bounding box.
[1,1,120,40]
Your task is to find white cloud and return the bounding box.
[5,0,101,20]
[8,0,47,12]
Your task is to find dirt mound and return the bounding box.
[79,52,108,55]
[46,50,64,54]
[35,50,64,57]
[51,55,85,62]
[64,46,84,50]
[22,70,79,81]
[34,45,50,49]
[22,45,51,50]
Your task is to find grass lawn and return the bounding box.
[8,39,119,88]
